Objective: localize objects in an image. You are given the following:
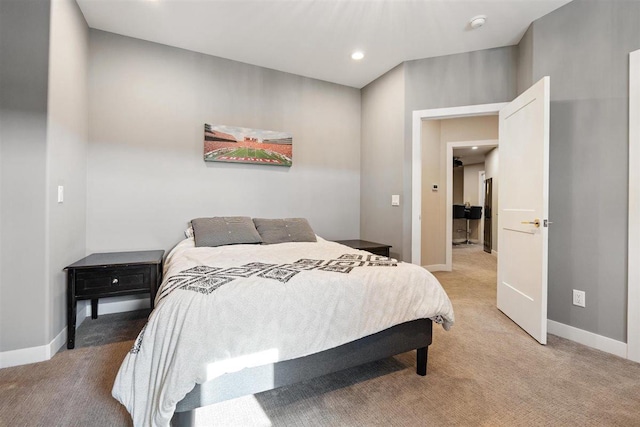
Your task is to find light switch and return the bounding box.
[391,194,400,206]
[57,185,64,203]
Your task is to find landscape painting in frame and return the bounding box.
[204,124,292,167]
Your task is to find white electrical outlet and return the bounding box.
[573,289,586,307]
[391,195,400,206]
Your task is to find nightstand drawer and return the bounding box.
[76,266,151,296]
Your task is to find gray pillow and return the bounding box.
[253,218,317,245]
[191,217,262,247]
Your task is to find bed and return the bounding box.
[112,218,455,427]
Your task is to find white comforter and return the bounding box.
[112,237,454,426]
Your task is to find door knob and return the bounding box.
[521,219,540,228]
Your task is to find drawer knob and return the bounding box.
[112,278,119,284]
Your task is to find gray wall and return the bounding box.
[46,0,89,342]
[517,24,534,95]
[361,48,516,262]
[528,0,640,342]
[0,0,51,352]
[2,0,635,357]
[87,31,361,254]
[360,65,406,259]
[400,47,518,261]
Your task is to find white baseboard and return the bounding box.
[0,327,66,369]
[453,240,480,245]
[85,296,150,317]
[1,309,630,369]
[48,327,67,359]
[0,297,150,369]
[0,342,50,369]
[548,319,628,359]
[491,249,498,257]
[424,264,449,272]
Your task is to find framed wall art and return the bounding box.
[204,124,292,167]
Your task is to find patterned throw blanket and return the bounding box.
[161,253,397,297]
[113,237,454,426]
[131,254,399,355]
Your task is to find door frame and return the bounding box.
[444,140,497,270]
[478,170,486,246]
[628,49,640,363]
[411,103,507,267]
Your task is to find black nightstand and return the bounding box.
[65,250,164,349]
[334,240,392,258]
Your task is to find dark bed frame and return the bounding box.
[171,318,433,426]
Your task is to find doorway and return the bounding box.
[416,110,500,272]
[412,77,551,345]
[411,103,507,267]
[447,139,497,269]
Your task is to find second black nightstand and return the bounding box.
[334,239,392,258]
[65,250,164,349]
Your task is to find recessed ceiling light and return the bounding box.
[351,51,364,61]
[469,15,487,30]
[472,146,478,150]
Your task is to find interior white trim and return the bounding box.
[446,141,497,270]
[548,320,627,359]
[478,170,486,246]
[412,103,507,266]
[0,297,149,368]
[0,343,48,369]
[48,327,67,359]
[0,327,66,369]
[628,49,640,363]
[424,264,448,272]
[85,295,150,317]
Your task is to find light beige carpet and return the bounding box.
[1,244,639,426]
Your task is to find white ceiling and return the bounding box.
[454,145,496,165]
[76,0,571,89]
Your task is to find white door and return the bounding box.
[497,76,550,344]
